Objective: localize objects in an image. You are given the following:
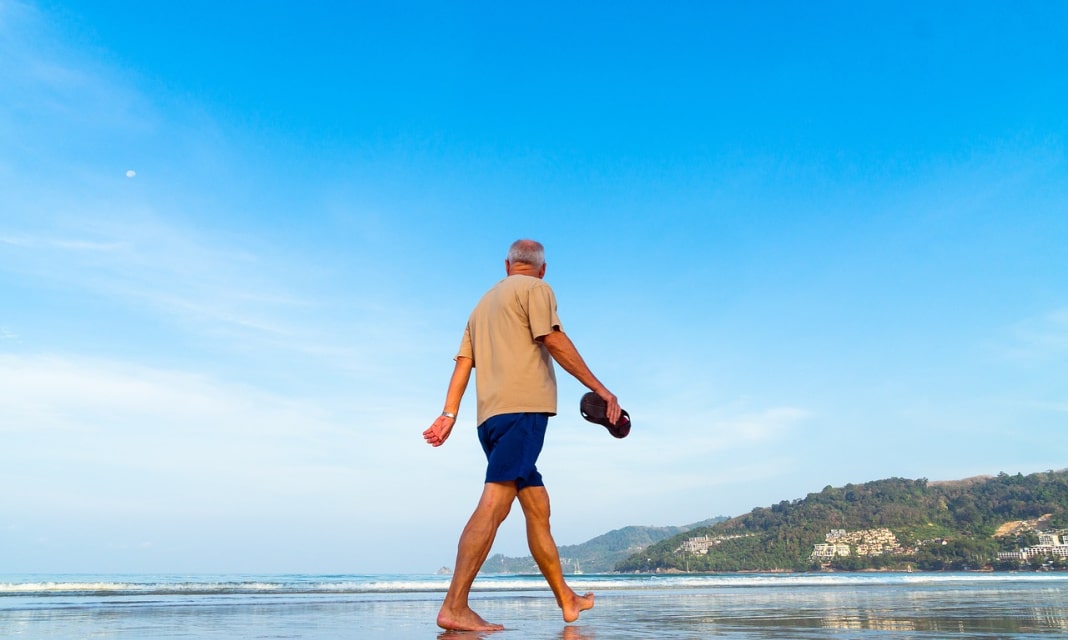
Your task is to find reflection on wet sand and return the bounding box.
[437,631,496,640]
[820,614,917,632]
[811,586,1068,635]
[437,624,594,640]
[560,625,596,640]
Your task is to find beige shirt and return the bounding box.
[457,274,562,425]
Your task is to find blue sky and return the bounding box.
[1,0,1066,574]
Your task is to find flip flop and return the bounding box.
[580,392,631,439]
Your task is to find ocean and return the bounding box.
[2,572,1066,639]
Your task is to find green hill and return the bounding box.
[616,470,1068,572]
[483,518,726,574]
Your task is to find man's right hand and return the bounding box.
[423,414,456,447]
[596,388,622,425]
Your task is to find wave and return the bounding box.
[3,572,1066,599]
[0,577,448,598]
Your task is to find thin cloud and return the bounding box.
[4,206,446,388]
[1,234,125,251]
[1001,308,1068,362]
[6,213,322,344]
[51,238,126,251]
[0,235,33,246]
[0,353,388,515]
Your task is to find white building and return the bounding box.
[998,529,1068,562]
[811,543,851,559]
[677,536,714,555]
[1038,531,1066,546]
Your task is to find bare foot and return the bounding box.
[436,606,505,632]
[561,590,595,623]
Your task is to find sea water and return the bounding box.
[1,572,1066,638]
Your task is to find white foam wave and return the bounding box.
[2,572,1066,598]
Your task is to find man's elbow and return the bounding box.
[539,329,570,354]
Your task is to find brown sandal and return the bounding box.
[580,392,631,439]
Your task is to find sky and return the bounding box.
[1,0,1066,574]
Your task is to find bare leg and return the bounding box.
[437,482,518,631]
[517,486,595,623]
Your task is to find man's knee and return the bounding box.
[480,482,518,521]
[518,486,552,521]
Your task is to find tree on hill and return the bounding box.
[615,469,1068,573]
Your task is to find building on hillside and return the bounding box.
[677,535,714,555]
[676,533,752,555]
[811,543,851,559]
[997,529,1068,562]
[814,528,903,559]
[1038,531,1066,546]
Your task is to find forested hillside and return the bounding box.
[616,470,1068,572]
[484,518,726,573]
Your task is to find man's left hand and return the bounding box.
[423,415,456,447]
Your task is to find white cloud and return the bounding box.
[0,351,491,571]
[0,354,421,519]
[4,221,290,326]
[0,234,32,246]
[0,234,124,251]
[1002,308,1068,362]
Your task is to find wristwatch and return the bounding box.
[441,411,457,419]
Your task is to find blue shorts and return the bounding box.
[477,412,548,490]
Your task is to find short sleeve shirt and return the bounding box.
[457,274,562,426]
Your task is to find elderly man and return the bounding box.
[423,239,622,631]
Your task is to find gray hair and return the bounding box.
[507,239,545,268]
